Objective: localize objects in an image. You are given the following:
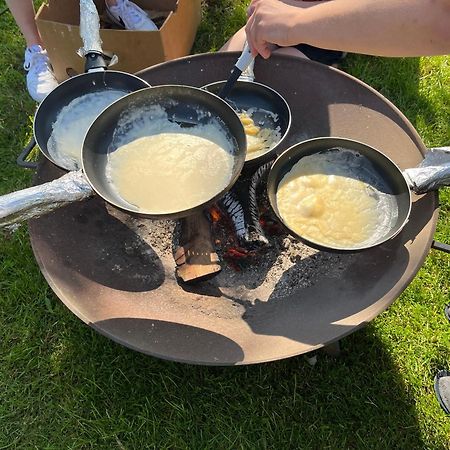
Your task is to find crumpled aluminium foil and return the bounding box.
[238,42,255,82]
[0,171,93,230]
[239,59,255,82]
[403,147,450,194]
[79,0,103,56]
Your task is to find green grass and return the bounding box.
[1,0,450,448]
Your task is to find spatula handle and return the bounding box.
[235,42,254,73]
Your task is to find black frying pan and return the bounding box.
[81,85,247,220]
[203,80,291,168]
[25,57,150,171]
[1,85,247,227]
[267,137,412,252]
[17,0,151,171]
[34,68,149,165]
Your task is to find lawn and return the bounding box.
[1,0,450,448]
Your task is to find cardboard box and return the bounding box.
[35,0,202,82]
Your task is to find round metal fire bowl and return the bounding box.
[28,53,438,365]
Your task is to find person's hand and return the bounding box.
[246,0,302,58]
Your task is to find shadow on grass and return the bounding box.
[19,316,431,449]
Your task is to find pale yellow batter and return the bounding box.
[276,152,383,248]
[48,90,127,171]
[238,111,280,160]
[108,132,234,213]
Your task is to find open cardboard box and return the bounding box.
[35,0,202,82]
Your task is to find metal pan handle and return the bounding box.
[432,241,450,253]
[16,137,38,170]
[84,51,108,72]
[0,170,93,229]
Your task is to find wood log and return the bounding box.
[173,212,221,283]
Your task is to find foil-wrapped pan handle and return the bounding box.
[0,170,94,230]
[238,41,278,82]
[218,42,255,99]
[235,41,255,73]
[79,0,104,59]
[403,146,450,194]
[238,59,255,83]
[238,42,255,82]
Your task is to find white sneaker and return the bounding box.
[23,45,58,102]
[105,0,158,31]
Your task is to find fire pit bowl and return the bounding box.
[28,53,440,365]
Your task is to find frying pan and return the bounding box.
[81,85,247,219]
[17,0,150,171]
[0,84,247,228]
[267,137,419,252]
[202,79,291,168]
[31,69,150,171]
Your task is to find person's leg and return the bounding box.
[6,0,58,101]
[272,47,307,59]
[5,0,42,46]
[220,26,247,52]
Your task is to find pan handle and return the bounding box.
[16,137,38,170]
[432,241,450,254]
[0,170,93,230]
[85,51,108,72]
[403,146,450,194]
[238,41,255,82]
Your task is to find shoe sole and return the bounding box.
[434,369,450,415]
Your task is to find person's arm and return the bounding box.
[245,0,450,58]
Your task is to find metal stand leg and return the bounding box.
[304,353,318,366]
[322,340,341,357]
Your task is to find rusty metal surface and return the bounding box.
[29,53,438,365]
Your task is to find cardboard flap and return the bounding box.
[160,0,201,59]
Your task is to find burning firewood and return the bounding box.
[173,160,275,281]
[173,212,222,284]
[219,161,273,249]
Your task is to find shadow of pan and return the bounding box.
[29,163,165,293]
[92,318,245,365]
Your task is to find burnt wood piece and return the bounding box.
[174,212,222,283]
[220,162,273,249]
